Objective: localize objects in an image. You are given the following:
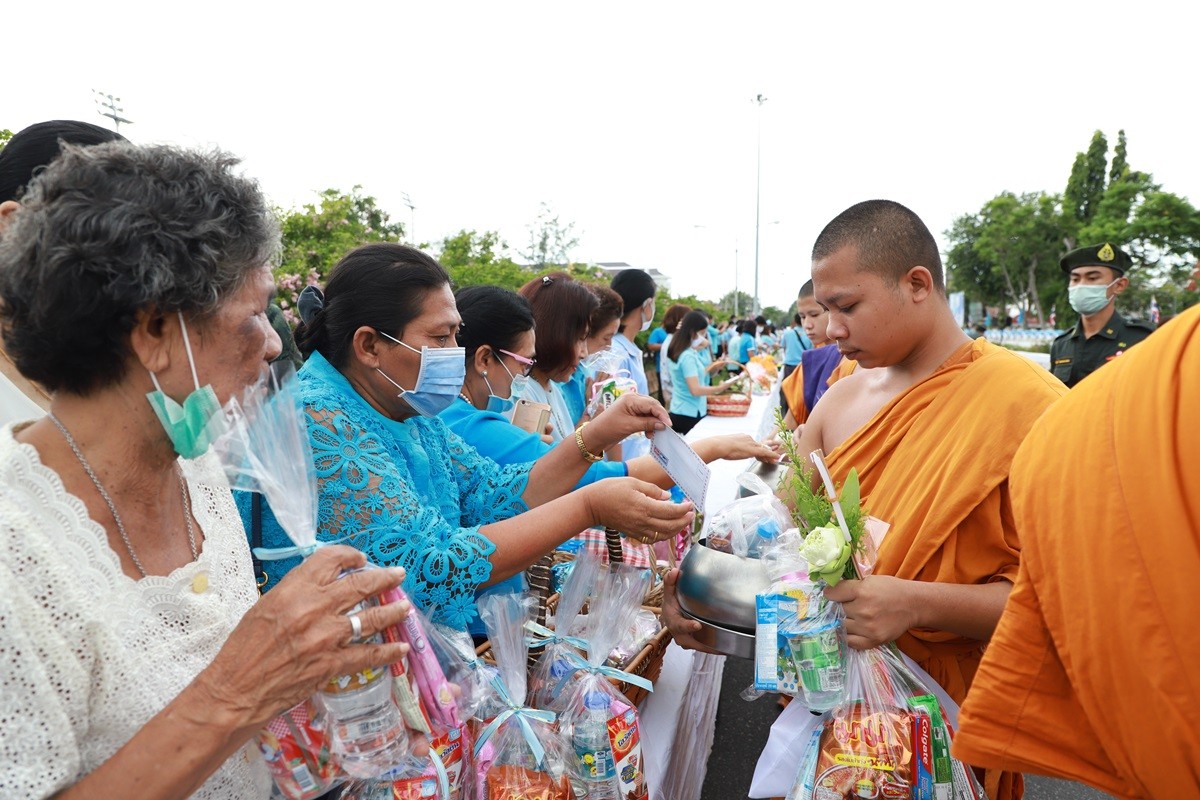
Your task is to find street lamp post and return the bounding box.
[752,93,767,316]
[400,192,416,245]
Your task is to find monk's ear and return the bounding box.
[903,266,935,303]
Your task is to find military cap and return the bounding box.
[1059,242,1133,276]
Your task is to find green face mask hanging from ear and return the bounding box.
[146,312,227,459]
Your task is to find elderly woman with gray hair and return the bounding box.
[0,141,411,799]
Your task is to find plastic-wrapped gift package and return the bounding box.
[475,593,577,799]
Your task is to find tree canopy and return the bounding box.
[946,129,1199,326]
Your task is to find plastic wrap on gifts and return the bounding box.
[750,527,827,698]
[552,562,654,800]
[782,645,985,800]
[704,488,793,556]
[256,698,341,800]
[528,550,601,709]
[475,593,576,800]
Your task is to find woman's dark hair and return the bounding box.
[518,273,597,375]
[294,243,450,368]
[793,312,804,326]
[454,285,534,363]
[610,268,656,333]
[0,142,279,395]
[662,304,691,335]
[588,284,624,335]
[668,310,710,362]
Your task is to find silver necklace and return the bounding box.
[48,413,198,579]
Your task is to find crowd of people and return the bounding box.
[0,119,1194,799]
[0,120,776,797]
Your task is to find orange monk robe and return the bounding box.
[954,307,1200,798]
[780,349,856,424]
[825,339,1067,799]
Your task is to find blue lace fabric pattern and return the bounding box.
[244,351,531,630]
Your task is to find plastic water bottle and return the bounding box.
[573,691,618,799]
[747,517,781,559]
[318,600,410,779]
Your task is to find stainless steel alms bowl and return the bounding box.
[676,540,772,636]
[680,609,757,660]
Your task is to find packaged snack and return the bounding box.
[476,593,576,799]
[256,699,341,800]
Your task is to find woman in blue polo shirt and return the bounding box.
[667,311,740,434]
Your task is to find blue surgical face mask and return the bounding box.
[1067,279,1119,316]
[375,331,466,417]
[146,312,228,459]
[482,355,527,415]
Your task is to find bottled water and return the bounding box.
[319,664,410,778]
[318,598,410,779]
[572,691,618,800]
[747,516,781,559]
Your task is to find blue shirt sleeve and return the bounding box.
[648,327,667,346]
[440,398,627,488]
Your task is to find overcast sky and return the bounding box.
[6,1,1197,310]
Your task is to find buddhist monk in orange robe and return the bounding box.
[953,304,1200,799]
[663,200,1065,799]
[791,201,1067,799]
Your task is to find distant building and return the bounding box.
[593,262,672,293]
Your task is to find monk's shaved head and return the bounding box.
[798,279,815,299]
[812,200,944,294]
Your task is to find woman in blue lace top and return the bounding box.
[248,244,694,630]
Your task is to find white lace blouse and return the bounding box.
[0,423,272,799]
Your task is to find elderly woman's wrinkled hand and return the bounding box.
[588,392,670,448]
[585,476,694,543]
[195,546,412,730]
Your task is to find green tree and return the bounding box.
[1063,130,1109,231]
[522,202,580,269]
[946,213,1007,311]
[761,305,788,325]
[437,229,531,292]
[0,128,13,153]
[274,186,405,323]
[716,290,754,319]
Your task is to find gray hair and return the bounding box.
[0,142,280,395]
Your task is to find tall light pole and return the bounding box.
[93,90,133,131]
[401,192,416,245]
[752,93,767,316]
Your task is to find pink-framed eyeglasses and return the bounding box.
[498,348,537,376]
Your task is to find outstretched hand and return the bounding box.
[661,568,721,654]
[587,392,670,449]
[586,477,695,543]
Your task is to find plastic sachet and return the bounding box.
[785,645,986,800]
[475,593,576,799]
[528,550,601,710]
[748,526,828,700]
[554,563,654,800]
[217,365,419,789]
[372,595,481,799]
[704,478,794,557]
[213,360,318,550]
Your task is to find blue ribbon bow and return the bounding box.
[523,620,588,651]
[472,674,557,766]
[564,650,654,694]
[252,534,355,561]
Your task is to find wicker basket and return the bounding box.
[707,393,752,417]
[475,528,674,706]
